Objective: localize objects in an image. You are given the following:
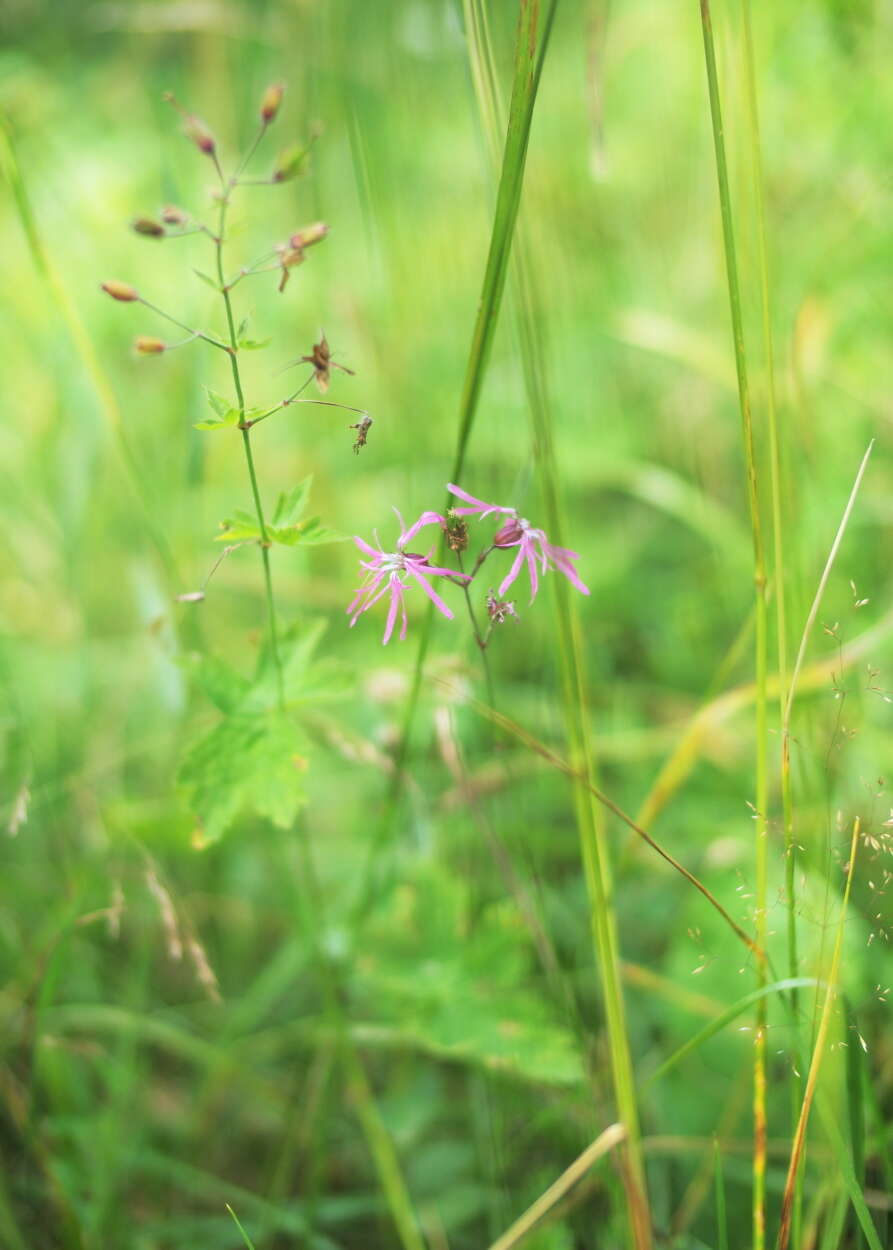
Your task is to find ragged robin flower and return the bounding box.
[447,483,590,602]
[347,512,469,645]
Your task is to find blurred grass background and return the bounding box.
[2,0,893,1247]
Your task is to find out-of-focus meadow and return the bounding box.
[2,1,893,1247]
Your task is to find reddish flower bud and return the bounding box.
[289,221,328,250]
[493,517,524,547]
[101,280,139,302]
[260,82,285,123]
[132,216,165,238]
[161,204,189,225]
[134,336,167,355]
[184,115,216,156]
[272,142,310,183]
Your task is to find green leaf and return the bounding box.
[355,869,585,1089]
[238,338,272,351]
[215,509,263,542]
[269,517,345,547]
[204,388,232,418]
[193,268,220,291]
[179,707,310,847]
[236,316,249,340]
[179,623,351,843]
[272,478,313,527]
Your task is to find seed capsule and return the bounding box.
[260,82,285,123]
[134,336,167,355]
[132,217,165,238]
[289,222,328,250]
[161,204,189,225]
[101,280,139,302]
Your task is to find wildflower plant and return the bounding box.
[103,84,366,844]
[348,484,589,649]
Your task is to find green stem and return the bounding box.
[699,4,769,1247]
[213,187,284,706]
[738,4,801,1241]
[464,3,651,1245]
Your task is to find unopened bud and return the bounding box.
[185,115,216,156]
[101,280,139,302]
[260,82,285,123]
[134,336,166,355]
[273,142,310,183]
[493,517,524,547]
[161,204,189,225]
[132,216,165,238]
[289,221,328,250]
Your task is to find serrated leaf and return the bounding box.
[194,269,220,291]
[186,653,251,714]
[356,869,585,1088]
[179,708,310,845]
[204,388,233,418]
[179,623,351,842]
[268,516,345,547]
[238,338,272,351]
[215,509,263,542]
[272,478,313,528]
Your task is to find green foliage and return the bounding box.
[216,477,345,546]
[179,623,348,843]
[358,869,584,1088]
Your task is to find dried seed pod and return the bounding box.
[134,336,167,355]
[101,280,139,302]
[132,216,165,238]
[289,221,328,250]
[260,82,285,123]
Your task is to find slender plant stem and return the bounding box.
[464,3,652,1245]
[699,4,769,1246]
[212,182,284,706]
[351,0,558,937]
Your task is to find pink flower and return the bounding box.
[447,483,590,602]
[347,512,468,644]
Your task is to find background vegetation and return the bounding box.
[2,1,892,1247]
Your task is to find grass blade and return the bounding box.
[226,1204,258,1250]
[485,1124,627,1250]
[777,821,870,1250]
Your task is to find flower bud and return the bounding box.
[101,280,139,302]
[161,204,189,225]
[289,221,328,250]
[272,142,310,183]
[260,82,285,123]
[493,516,524,547]
[185,115,216,156]
[132,216,165,238]
[134,336,166,355]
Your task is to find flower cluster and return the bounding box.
[348,484,589,645]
